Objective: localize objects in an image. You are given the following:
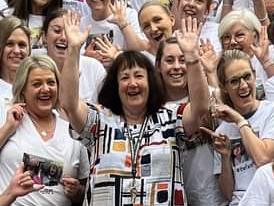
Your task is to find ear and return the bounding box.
[41,31,47,47]
[170,14,176,27]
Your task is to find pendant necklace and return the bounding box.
[124,116,149,204]
[29,114,54,138]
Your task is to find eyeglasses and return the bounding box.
[221,30,250,45]
[225,72,253,89]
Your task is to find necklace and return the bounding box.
[29,114,55,138]
[124,116,149,204]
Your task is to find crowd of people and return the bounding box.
[0,0,274,206]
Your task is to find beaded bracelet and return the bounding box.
[259,14,268,22]
[237,119,250,130]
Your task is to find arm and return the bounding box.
[214,104,274,167]
[0,164,44,206]
[176,17,210,135]
[0,103,25,149]
[59,11,90,133]
[200,127,234,200]
[253,0,270,26]
[108,1,147,51]
[62,177,87,204]
[220,0,233,20]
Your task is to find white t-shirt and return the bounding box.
[84,6,143,49]
[238,162,274,206]
[214,100,274,205]
[79,55,106,103]
[0,0,7,10]
[0,79,12,103]
[0,104,90,206]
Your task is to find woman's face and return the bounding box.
[118,66,149,115]
[23,68,58,117]
[1,28,29,80]
[159,43,187,93]
[178,0,209,23]
[44,16,67,64]
[139,5,174,46]
[221,23,257,56]
[224,59,256,114]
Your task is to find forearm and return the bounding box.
[186,51,210,118]
[261,58,274,78]
[239,125,274,166]
[220,0,233,20]
[206,71,219,88]
[59,45,81,112]
[218,156,234,201]
[253,0,270,26]
[121,23,147,51]
[0,188,17,206]
[0,124,15,149]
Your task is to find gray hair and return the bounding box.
[218,9,261,39]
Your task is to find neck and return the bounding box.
[0,69,15,84]
[31,6,44,15]
[237,100,260,117]
[147,42,159,56]
[92,8,111,21]
[166,86,188,102]
[123,109,147,125]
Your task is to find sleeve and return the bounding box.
[264,76,274,101]
[261,104,274,139]
[238,164,271,206]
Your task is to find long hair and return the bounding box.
[12,0,62,23]
[98,51,166,116]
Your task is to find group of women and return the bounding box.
[0,0,273,206]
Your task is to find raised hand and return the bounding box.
[63,10,90,49]
[250,25,270,63]
[108,0,128,29]
[199,38,219,74]
[5,103,25,133]
[200,127,231,157]
[95,35,121,60]
[175,16,203,54]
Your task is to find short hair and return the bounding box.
[174,0,212,11]
[12,0,62,23]
[0,16,31,61]
[98,51,166,116]
[218,9,261,39]
[12,55,60,105]
[217,49,253,107]
[42,8,68,34]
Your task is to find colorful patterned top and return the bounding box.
[77,103,188,206]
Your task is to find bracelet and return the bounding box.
[259,14,268,22]
[185,58,199,65]
[237,119,250,129]
[119,22,129,30]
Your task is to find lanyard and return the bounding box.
[124,116,149,203]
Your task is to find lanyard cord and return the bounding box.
[125,116,149,179]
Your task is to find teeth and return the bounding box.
[170,73,183,79]
[56,43,67,49]
[239,91,250,98]
[152,33,163,41]
[39,96,50,100]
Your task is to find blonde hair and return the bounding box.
[12,55,60,105]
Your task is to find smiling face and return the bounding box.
[224,59,257,114]
[44,16,67,65]
[178,0,209,23]
[23,68,58,117]
[159,43,187,93]
[118,66,149,116]
[221,23,257,56]
[0,28,30,83]
[139,5,174,46]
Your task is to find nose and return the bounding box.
[239,78,248,88]
[60,30,67,40]
[150,23,158,31]
[128,76,138,87]
[230,36,238,45]
[174,59,181,69]
[12,44,21,53]
[41,83,50,91]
